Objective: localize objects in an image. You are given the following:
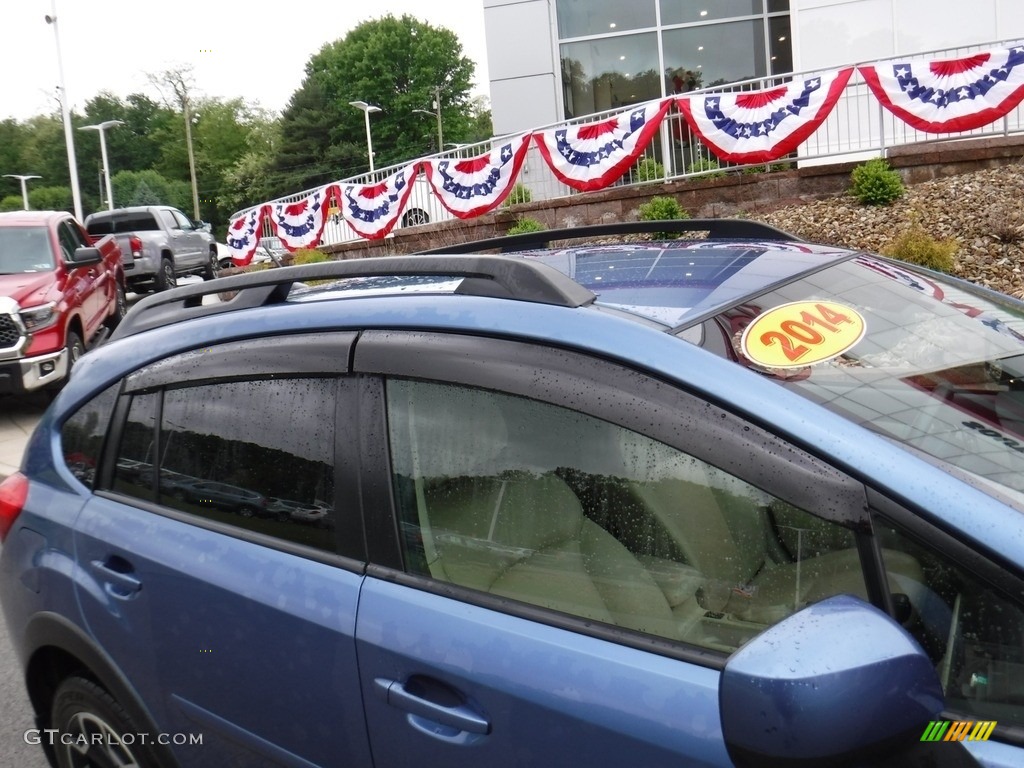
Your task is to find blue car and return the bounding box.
[1,219,1022,767]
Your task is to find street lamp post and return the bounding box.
[349,101,382,174]
[3,175,42,210]
[44,2,83,221]
[184,100,200,220]
[413,87,444,153]
[79,120,123,210]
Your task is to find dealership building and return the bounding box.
[482,0,1024,136]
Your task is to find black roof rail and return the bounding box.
[415,218,803,255]
[111,255,596,340]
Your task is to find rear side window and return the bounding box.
[61,383,120,487]
[86,214,160,234]
[112,378,338,553]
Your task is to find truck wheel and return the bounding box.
[203,248,219,280]
[66,330,85,374]
[51,675,162,768]
[155,258,177,291]
[105,281,128,330]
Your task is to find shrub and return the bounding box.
[507,217,546,235]
[851,158,905,205]
[290,248,331,265]
[687,156,727,179]
[503,183,532,207]
[634,157,665,182]
[638,196,689,239]
[881,225,957,272]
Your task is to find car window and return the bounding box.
[60,382,120,487]
[171,209,194,230]
[111,378,338,553]
[877,523,1024,731]
[385,378,877,653]
[159,210,180,231]
[0,226,54,273]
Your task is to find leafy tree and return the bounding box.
[272,14,476,194]
[28,186,73,212]
[111,170,190,211]
[0,195,25,212]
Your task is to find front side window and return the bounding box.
[386,378,878,653]
[878,524,1024,732]
[112,378,337,552]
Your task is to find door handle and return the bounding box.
[374,677,490,735]
[90,557,142,599]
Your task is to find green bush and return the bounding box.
[638,196,689,239]
[507,217,546,235]
[882,225,957,272]
[634,157,665,182]
[851,158,905,205]
[0,195,24,212]
[687,156,727,179]
[503,183,532,207]
[290,248,331,265]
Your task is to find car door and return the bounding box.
[71,333,373,767]
[170,207,207,269]
[350,330,911,767]
[57,219,107,338]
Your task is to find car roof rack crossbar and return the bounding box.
[415,218,803,255]
[111,255,597,340]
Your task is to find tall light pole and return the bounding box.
[184,99,200,220]
[349,101,382,174]
[3,175,42,210]
[79,120,123,210]
[431,86,444,152]
[44,3,83,221]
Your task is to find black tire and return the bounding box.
[202,248,219,281]
[237,506,256,518]
[105,280,128,330]
[50,675,163,768]
[65,330,85,377]
[402,208,430,228]
[155,257,177,292]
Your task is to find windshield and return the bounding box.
[700,256,1024,497]
[0,226,54,273]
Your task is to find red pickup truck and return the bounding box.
[0,210,126,394]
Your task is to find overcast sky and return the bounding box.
[2,0,491,122]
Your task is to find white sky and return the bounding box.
[1,0,491,122]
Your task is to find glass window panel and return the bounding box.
[768,14,793,75]
[557,0,656,39]
[386,378,873,654]
[664,19,767,91]
[60,382,120,487]
[768,0,789,12]
[879,524,1024,730]
[660,0,762,26]
[561,32,662,118]
[112,379,338,552]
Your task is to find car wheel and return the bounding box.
[237,506,255,518]
[155,258,177,291]
[51,676,162,768]
[203,248,219,280]
[105,280,128,330]
[402,208,430,228]
[66,329,85,374]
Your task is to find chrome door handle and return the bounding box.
[374,677,490,735]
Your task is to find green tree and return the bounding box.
[28,185,73,212]
[0,195,25,212]
[272,14,476,194]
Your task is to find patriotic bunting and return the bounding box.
[676,68,853,164]
[341,164,420,240]
[423,135,531,218]
[859,46,1024,133]
[267,184,338,251]
[226,205,268,266]
[533,99,672,191]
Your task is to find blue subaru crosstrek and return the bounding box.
[1,219,1023,767]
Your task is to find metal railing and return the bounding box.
[236,37,1024,251]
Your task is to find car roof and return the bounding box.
[0,210,68,226]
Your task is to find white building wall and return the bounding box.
[791,0,1024,72]
[484,0,561,135]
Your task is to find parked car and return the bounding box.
[3,219,1023,768]
[176,480,269,517]
[267,496,331,524]
[84,205,218,293]
[0,210,126,394]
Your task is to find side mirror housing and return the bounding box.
[69,246,103,267]
[720,595,944,767]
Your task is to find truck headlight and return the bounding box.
[20,302,57,331]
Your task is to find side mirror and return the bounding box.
[720,595,947,767]
[197,221,212,233]
[70,246,103,267]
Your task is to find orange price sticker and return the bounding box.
[740,301,866,369]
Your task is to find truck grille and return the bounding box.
[0,315,21,349]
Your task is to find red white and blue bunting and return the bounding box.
[341,164,420,240]
[676,68,853,164]
[859,46,1024,133]
[533,99,672,191]
[226,205,268,266]
[423,135,530,218]
[267,184,338,251]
